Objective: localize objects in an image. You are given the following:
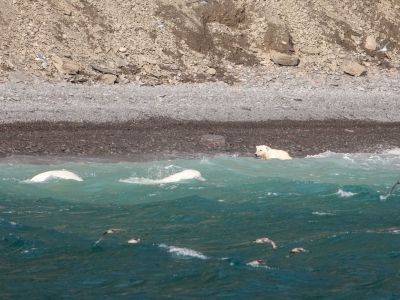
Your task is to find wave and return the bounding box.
[312,211,335,216]
[336,189,356,198]
[382,148,400,155]
[159,244,208,260]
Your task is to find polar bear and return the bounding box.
[254,145,292,160]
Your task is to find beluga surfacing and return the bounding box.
[28,170,83,183]
[119,169,205,185]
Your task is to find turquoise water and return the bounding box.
[1,152,400,299]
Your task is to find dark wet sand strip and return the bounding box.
[2,119,399,161]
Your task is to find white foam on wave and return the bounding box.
[120,169,205,185]
[336,189,356,198]
[312,211,335,216]
[365,227,400,235]
[306,151,337,158]
[379,194,391,201]
[246,260,272,269]
[159,244,208,260]
[382,148,400,155]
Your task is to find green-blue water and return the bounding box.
[1,152,400,299]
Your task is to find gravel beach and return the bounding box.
[1,74,400,160]
[1,73,400,123]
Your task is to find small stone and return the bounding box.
[365,35,377,51]
[98,74,117,84]
[200,134,226,148]
[206,68,217,76]
[52,55,81,75]
[115,58,128,68]
[116,74,130,84]
[342,61,367,76]
[270,50,300,66]
[118,47,127,53]
[300,46,321,55]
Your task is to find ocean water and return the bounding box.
[1,151,400,299]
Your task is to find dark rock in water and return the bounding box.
[200,134,226,148]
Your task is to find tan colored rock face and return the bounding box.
[0,0,399,84]
[342,61,367,76]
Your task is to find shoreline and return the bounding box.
[1,79,399,161]
[0,119,399,162]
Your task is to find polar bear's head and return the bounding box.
[254,145,272,159]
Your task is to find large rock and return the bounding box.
[342,61,367,76]
[270,51,299,66]
[98,74,117,84]
[364,35,377,51]
[91,64,117,75]
[52,55,81,75]
[263,22,294,53]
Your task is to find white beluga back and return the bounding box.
[158,169,204,184]
[29,170,83,183]
[120,169,205,185]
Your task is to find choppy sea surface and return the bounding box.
[1,151,400,299]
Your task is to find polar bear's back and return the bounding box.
[267,149,292,160]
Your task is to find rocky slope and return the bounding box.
[0,0,399,84]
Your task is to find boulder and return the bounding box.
[264,22,294,53]
[99,74,117,84]
[364,35,377,51]
[206,67,217,76]
[91,64,117,75]
[342,61,367,76]
[52,55,81,75]
[270,50,300,66]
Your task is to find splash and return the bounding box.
[159,244,208,260]
[336,189,356,198]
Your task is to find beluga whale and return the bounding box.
[120,169,205,185]
[29,170,83,183]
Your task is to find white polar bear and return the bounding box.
[29,170,83,183]
[254,145,292,160]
